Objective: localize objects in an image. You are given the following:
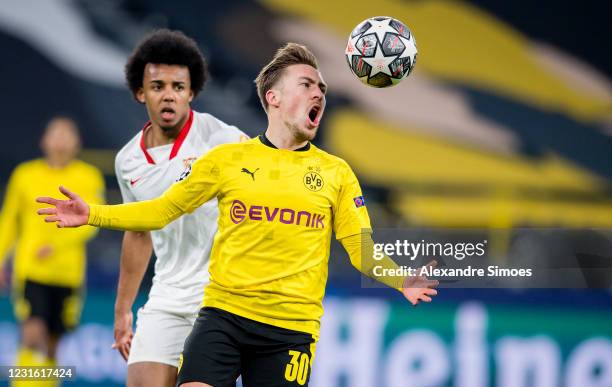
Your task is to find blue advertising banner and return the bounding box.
[1,290,611,386]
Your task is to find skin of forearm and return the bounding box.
[115,231,153,313]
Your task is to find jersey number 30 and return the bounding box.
[284,350,310,385]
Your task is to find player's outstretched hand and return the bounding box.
[36,186,89,228]
[402,260,439,306]
[112,310,134,361]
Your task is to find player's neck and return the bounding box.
[146,115,188,148]
[264,125,308,151]
[146,124,176,147]
[45,156,72,169]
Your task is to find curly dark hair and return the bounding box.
[125,29,208,99]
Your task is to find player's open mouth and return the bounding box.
[307,105,322,127]
[161,107,176,120]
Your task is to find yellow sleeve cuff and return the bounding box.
[88,204,102,227]
[340,232,406,291]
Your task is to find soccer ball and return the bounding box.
[345,16,417,87]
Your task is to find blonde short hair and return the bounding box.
[254,43,318,112]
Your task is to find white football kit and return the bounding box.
[114,110,246,366]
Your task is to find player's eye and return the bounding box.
[301,82,310,88]
[175,85,185,91]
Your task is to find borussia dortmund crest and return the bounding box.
[304,170,324,192]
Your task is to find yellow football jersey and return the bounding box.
[201,137,371,337]
[91,136,371,337]
[0,159,105,287]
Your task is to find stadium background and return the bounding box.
[0,0,611,386]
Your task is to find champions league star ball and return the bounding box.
[345,16,417,87]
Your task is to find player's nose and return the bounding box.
[162,87,176,102]
[312,87,324,101]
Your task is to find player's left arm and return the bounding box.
[340,234,438,305]
[334,162,438,305]
[340,232,405,290]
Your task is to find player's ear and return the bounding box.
[188,89,194,103]
[266,89,280,109]
[136,88,146,104]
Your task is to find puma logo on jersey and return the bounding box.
[241,167,259,181]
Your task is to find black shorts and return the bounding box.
[13,279,82,336]
[178,307,316,387]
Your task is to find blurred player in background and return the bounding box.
[36,43,437,386]
[0,117,105,387]
[111,29,246,387]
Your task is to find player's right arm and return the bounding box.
[0,165,22,288]
[36,148,224,230]
[113,230,152,360]
[111,154,154,360]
